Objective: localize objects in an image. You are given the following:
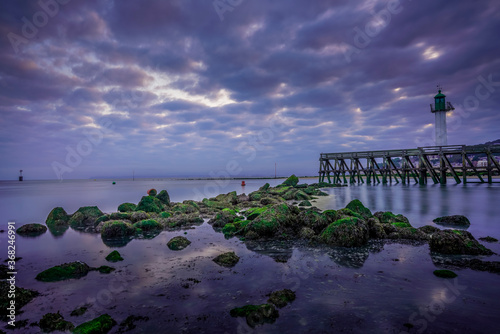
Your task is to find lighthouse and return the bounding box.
[430,87,454,146]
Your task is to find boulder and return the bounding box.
[419,225,441,234]
[374,211,409,225]
[35,261,92,282]
[433,270,458,278]
[213,251,240,267]
[244,204,297,238]
[321,217,369,247]
[105,250,124,262]
[130,211,150,223]
[165,213,204,228]
[45,207,70,230]
[156,190,171,206]
[101,221,135,239]
[298,200,312,207]
[208,210,238,228]
[16,223,47,237]
[133,219,162,232]
[39,312,74,332]
[167,236,191,250]
[0,282,39,320]
[135,196,163,213]
[230,304,279,328]
[345,200,372,219]
[433,215,470,227]
[267,289,296,308]
[282,174,299,187]
[429,230,494,255]
[69,206,104,229]
[117,203,136,212]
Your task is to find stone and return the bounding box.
[16,223,47,237]
[213,251,240,267]
[167,236,191,250]
[433,215,471,227]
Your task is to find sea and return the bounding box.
[1,178,499,333]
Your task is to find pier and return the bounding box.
[319,145,500,185]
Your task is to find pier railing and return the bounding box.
[319,144,500,185]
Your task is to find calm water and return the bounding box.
[1,179,500,333]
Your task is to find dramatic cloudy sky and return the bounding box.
[1,0,499,180]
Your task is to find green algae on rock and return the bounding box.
[281,174,299,187]
[69,206,104,230]
[101,221,135,239]
[39,312,74,332]
[73,314,116,334]
[213,251,240,267]
[429,230,494,255]
[35,261,92,282]
[105,250,124,262]
[0,282,39,321]
[156,190,171,206]
[433,215,470,227]
[16,223,47,237]
[133,219,162,231]
[298,200,312,207]
[46,207,71,236]
[117,202,136,212]
[97,266,115,274]
[346,199,373,219]
[267,289,296,308]
[230,304,279,328]
[321,217,369,247]
[433,269,458,278]
[135,196,164,213]
[167,236,191,250]
[70,306,89,317]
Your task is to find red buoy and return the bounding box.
[241,181,246,186]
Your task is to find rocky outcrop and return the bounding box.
[101,221,135,239]
[429,230,494,255]
[69,206,104,231]
[433,215,471,227]
[167,236,191,250]
[321,217,369,247]
[16,223,47,237]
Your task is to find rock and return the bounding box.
[298,200,312,207]
[367,219,387,239]
[165,213,204,228]
[16,223,47,237]
[215,191,238,205]
[156,190,171,206]
[118,315,149,332]
[321,217,369,247]
[433,269,458,278]
[117,203,136,212]
[39,312,74,332]
[105,250,123,262]
[97,266,115,274]
[260,183,270,191]
[299,227,316,239]
[260,197,280,205]
[346,199,372,219]
[419,225,441,234]
[35,261,92,282]
[133,219,162,232]
[386,226,429,241]
[433,215,470,227]
[431,257,500,274]
[267,289,296,308]
[167,236,191,250]
[208,210,238,228]
[429,230,494,255]
[135,196,163,213]
[147,188,157,196]
[244,204,297,238]
[374,211,409,225]
[46,207,70,236]
[479,236,498,242]
[73,314,116,334]
[282,174,299,187]
[0,282,39,321]
[244,207,267,221]
[230,304,279,328]
[213,251,240,267]
[70,306,89,317]
[101,221,135,239]
[130,211,150,223]
[69,206,104,230]
[172,202,198,214]
[298,208,329,234]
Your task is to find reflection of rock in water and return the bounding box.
[431,253,500,274]
[47,225,69,237]
[327,241,384,269]
[101,236,133,248]
[245,240,293,263]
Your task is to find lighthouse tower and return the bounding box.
[430,87,454,146]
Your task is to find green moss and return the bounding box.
[105,250,123,262]
[72,314,116,334]
[96,215,110,225]
[35,262,91,282]
[46,207,70,227]
[109,212,132,220]
[345,199,372,218]
[134,219,162,231]
[249,192,262,201]
[156,190,171,206]
[298,200,312,207]
[222,223,237,237]
[39,312,74,332]
[244,207,267,220]
[69,206,104,228]
[213,251,240,267]
[172,203,197,214]
[101,221,135,239]
[167,236,191,250]
[160,211,172,218]
[433,269,458,278]
[282,174,299,187]
[336,208,363,219]
[16,223,47,237]
[97,266,115,274]
[117,203,136,212]
[230,304,262,317]
[135,196,163,213]
[392,222,412,228]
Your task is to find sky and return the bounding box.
[1,0,499,180]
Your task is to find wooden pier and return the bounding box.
[319,145,500,185]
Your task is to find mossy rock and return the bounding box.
[117,203,136,212]
[336,208,363,220]
[134,219,162,231]
[267,289,296,308]
[109,212,132,220]
[73,314,116,334]
[419,225,441,234]
[130,211,150,223]
[298,209,329,234]
[0,282,39,321]
[35,261,91,282]
[135,196,163,213]
[208,210,238,228]
[392,222,412,228]
[96,215,110,225]
[172,203,198,214]
[321,217,369,247]
[70,306,89,317]
[222,223,237,238]
[230,304,279,328]
[345,199,372,219]
[259,183,270,191]
[97,266,115,274]
[101,221,135,239]
[244,207,267,221]
[45,207,70,233]
[156,190,171,206]
[16,223,47,237]
[160,211,172,218]
[39,312,74,332]
[479,236,498,243]
[213,251,240,267]
[249,192,263,201]
[433,269,458,278]
[105,250,123,262]
[282,174,299,187]
[433,215,470,227]
[298,200,312,207]
[215,191,238,205]
[167,236,191,250]
[165,213,204,228]
[429,230,494,255]
[374,211,410,225]
[69,206,104,229]
[147,188,157,196]
[244,203,297,238]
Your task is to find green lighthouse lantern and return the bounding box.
[434,89,446,111]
